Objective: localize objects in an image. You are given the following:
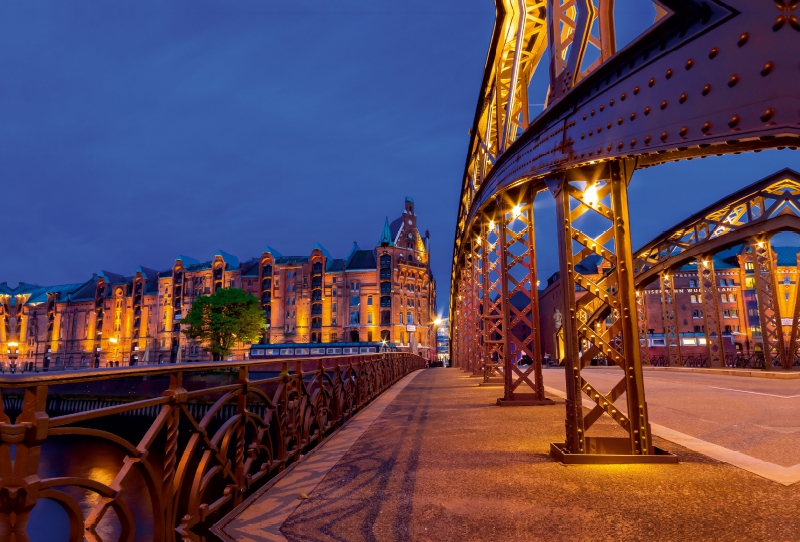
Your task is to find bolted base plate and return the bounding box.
[550,442,678,464]
[496,397,555,406]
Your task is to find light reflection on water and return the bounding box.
[28,434,155,542]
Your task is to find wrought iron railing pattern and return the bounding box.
[0,353,424,540]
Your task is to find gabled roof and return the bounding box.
[389,216,404,244]
[313,243,332,260]
[346,248,377,270]
[774,246,800,267]
[136,266,159,280]
[97,270,126,284]
[215,250,240,268]
[263,245,283,257]
[378,217,394,247]
[176,255,200,265]
[240,258,260,277]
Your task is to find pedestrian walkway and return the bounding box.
[217,368,800,541]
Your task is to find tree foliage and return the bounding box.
[182,288,266,361]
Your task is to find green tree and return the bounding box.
[182,288,266,361]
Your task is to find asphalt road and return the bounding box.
[543,368,800,467]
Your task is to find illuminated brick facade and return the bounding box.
[0,197,437,369]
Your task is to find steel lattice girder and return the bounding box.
[452,0,800,314]
[633,169,800,285]
[450,0,797,461]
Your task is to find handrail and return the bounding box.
[0,352,425,540]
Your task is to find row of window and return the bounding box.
[689,293,737,304]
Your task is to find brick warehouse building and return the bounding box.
[539,243,800,363]
[0,198,437,369]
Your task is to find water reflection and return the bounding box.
[29,433,156,542]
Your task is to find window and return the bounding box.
[745,277,755,288]
[367,296,373,306]
[721,294,728,302]
[367,313,373,324]
[786,293,791,301]
[333,287,338,297]
[785,276,791,284]
[381,310,391,325]
[398,312,403,324]
[745,262,754,271]
[368,331,373,342]
[723,309,730,318]
[406,312,413,325]
[350,311,360,324]
[730,309,738,318]
[689,280,696,288]
[350,295,360,307]
[690,295,697,303]
[729,293,736,303]
[332,303,337,313]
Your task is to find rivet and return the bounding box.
[679,93,687,104]
[661,131,668,141]
[649,78,655,87]
[583,114,587,120]
[618,117,623,125]
[738,33,748,47]
[609,99,615,106]
[685,59,694,70]
[702,84,711,96]
[591,110,595,116]
[597,126,602,132]
[633,86,640,95]
[644,135,651,144]
[644,107,651,115]
[618,142,623,150]
[607,122,612,129]
[709,47,718,59]
[607,144,612,151]
[665,69,673,79]
[600,104,605,112]
[581,134,585,139]
[630,112,636,121]
[621,93,627,101]
[761,108,775,122]
[728,115,740,128]
[728,75,739,87]
[589,130,593,135]
[761,62,774,76]
[660,100,668,110]
[630,139,636,147]
[701,122,711,133]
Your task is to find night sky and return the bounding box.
[3,1,800,313]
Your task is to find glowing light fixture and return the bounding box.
[489,220,495,230]
[584,183,599,206]
[109,337,118,344]
[7,342,18,348]
[512,205,521,218]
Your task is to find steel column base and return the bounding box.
[496,396,555,406]
[549,441,678,464]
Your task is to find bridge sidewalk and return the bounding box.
[218,368,799,541]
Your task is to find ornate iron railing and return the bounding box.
[0,353,424,541]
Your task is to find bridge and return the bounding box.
[449,0,800,464]
[1,0,799,540]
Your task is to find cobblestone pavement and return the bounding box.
[233,369,800,542]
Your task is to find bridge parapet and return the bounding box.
[0,353,424,540]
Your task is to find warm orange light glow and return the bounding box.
[489,219,495,230]
[512,205,521,218]
[108,337,118,344]
[584,183,599,206]
[7,342,18,348]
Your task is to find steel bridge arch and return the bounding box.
[450,0,800,463]
[632,168,800,370]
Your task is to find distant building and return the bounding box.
[436,319,450,363]
[0,198,437,369]
[538,244,800,362]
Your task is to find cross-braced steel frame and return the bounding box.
[451,0,799,463]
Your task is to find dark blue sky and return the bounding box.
[3,1,800,312]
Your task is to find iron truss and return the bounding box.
[633,168,800,369]
[451,0,800,463]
